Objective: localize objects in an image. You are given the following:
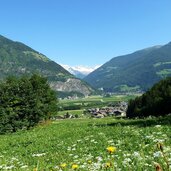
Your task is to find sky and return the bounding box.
[1,0,171,67]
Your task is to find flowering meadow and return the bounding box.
[0,117,170,171]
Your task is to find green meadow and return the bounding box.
[0,116,171,171]
[58,95,137,116]
[59,95,137,105]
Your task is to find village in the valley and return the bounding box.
[55,101,128,119]
[85,101,128,118]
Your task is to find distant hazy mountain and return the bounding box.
[0,35,94,96]
[62,64,100,79]
[84,43,171,93]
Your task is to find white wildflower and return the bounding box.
[153,151,162,157]
[96,156,103,162]
[21,165,28,169]
[122,158,132,165]
[74,155,79,159]
[155,125,161,128]
[32,153,46,157]
[3,165,15,170]
[133,151,140,157]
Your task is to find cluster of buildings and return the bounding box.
[85,101,128,118]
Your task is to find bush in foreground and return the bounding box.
[0,74,58,134]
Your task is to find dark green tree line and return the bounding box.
[127,77,171,118]
[0,74,57,133]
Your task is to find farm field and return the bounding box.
[59,95,138,106]
[0,116,170,171]
[58,95,138,117]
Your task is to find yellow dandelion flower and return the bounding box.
[33,168,37,171]
[106,146,116,154]
[105,162,112,168]
[88,160,92,164]
[60,163,67,168]
[72,164,79,170]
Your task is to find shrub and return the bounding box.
[0,74,58,133]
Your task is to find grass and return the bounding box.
[57,110,84,117]
[0,116,171,170]
[153,61,171,67]
[59,95,138,112]
[59,95,137,104]
[157,69,171,78]
[119,85,140,92]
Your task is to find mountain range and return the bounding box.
[0,35,94,97]
[84,42,171,93]
[1,34,171,95]
[61,64,100,79]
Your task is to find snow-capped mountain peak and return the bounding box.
[61,64,101,79]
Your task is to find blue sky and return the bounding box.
[1,0,171,67]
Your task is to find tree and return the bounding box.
[0,74,58,134]
[127,77,171,118]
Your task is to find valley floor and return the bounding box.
[0,117,171,171]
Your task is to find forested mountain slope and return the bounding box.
[84,42,171,93]
[0,35,93,96]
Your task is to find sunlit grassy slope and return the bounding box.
[0,117,170,170]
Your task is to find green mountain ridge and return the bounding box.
[84,42,171,93]
[0,35,93,96]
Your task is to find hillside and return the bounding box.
[0,35,93,96]
[0,117,170,170]
[84,42,171,92]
